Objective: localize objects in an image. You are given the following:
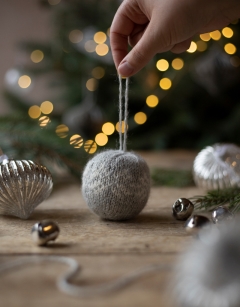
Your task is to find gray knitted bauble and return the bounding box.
[82,150,151,221]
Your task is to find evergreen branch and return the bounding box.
[191,187,240,213]
[151,168,194,187]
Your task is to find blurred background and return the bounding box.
[1,0,240,176]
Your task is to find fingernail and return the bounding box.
[118,61,134,77]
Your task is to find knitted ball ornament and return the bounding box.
[82,150,150,220]
[81,77,151,221]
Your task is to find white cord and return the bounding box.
[0,256,168,298]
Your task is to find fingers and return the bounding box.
[170,38,192,53]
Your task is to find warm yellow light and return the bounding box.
[31,50,44,63]
[199,33,211,41]
[95,44,109,56]
[48,0,61,5]
[39,116,50,127]
[40,101,53,114]
[84,40,96,53]
[224,43,237,55]
[196,40,207,52]
[102,122,115,135]
[156,59,169,71]
[28,106,41,119]
[95,133,108,146]
[187,41,197,53]
[116,121,127,133]
[222,27,234,38]
[159,78,172,90]
[69,29,83,43]
[134,112,147,125]
[18,75,31,88]
[56,124,69,138]
[94,32,107,44]
[86,78,98,91]
[171,58,184,70]
[84,140,97,154]
[230,56,240,67]
[70,134,83,148]
[210,30,221,40]
[146,95,159,108]
[92,67,105,79]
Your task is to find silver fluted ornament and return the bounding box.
[0,155,53,219]
[193,143,240,190]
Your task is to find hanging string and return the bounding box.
[0,256,168,298]
[118,75,129,152]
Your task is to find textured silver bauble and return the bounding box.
[0,160,53,219]
[82,150,151,221]
[193,143,240,190]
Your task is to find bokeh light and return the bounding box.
[31,50,44,63]
[196,40,207,52]
[84,140,97,154]
[39,116,50,127]
[187,42,197,53]
[86,78,98,91]
[95,44,109,56]
[134,112,147,125]
[102,122,115,135]
[146,95,159,108]
[222,27,234,38]
[159,78,172,90]
[116,121,127,133]
[70,134,83,148]
[18,75,31,88]
[84,40,96,52]
[40,101,53,114]
[95,133,108,146]
[156,59,169,71]
[94,32,107,44]
[28,105,41,119]
[224,43,237,54]
[172,58,184,70]
[92,67,105,79]
[69,29,83,43]
[200,33,211,41]
[210,30,221,40]
[56,124,69,138]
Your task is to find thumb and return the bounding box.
[118,21,172,77]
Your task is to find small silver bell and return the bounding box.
[172,198,194,221]
[212,206,234,224]
[185,215,210,235]
[31,220,60,246]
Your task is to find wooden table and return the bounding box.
[0,150,205,307]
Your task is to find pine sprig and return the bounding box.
[0,115,88,179]
[191,187,240,213]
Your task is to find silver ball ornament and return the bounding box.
[193,143,240,190]
[185,215,210,235]
[82,150,151,221]
[31,220,60,246]
[172,198,194,221]
[212,206,234,224]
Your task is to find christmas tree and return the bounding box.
[2,0,240,176]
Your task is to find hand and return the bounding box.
[110,0,240,77]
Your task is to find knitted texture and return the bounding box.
[82,150,151,221]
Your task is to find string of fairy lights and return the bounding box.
[17,3,239,154]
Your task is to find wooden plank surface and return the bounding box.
[0,150,205,307]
